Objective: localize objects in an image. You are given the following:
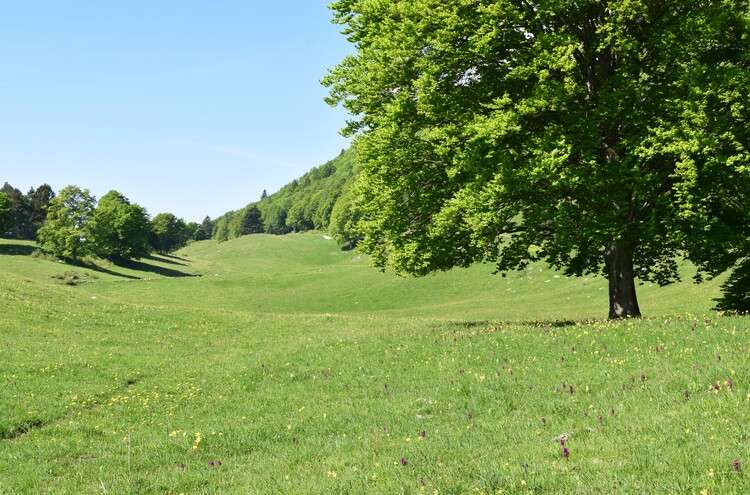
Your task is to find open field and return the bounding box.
[1,234,748,494]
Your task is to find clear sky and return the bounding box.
[0,2,352,222]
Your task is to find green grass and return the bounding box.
[0,234,747,494]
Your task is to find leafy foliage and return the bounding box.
[715,260,750,313]
[87,190,151,261]
[149,213,190,254]
[324,0,750,318]
[36,186,97,261]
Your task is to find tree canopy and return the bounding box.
[88,190,151,261]
[149,213,190,254]
[325,0,750,318]
[37,186,97,261]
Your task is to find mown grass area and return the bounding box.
[1,234,747,494]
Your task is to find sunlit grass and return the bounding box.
[0,235,746,494]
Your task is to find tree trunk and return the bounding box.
[604,239,641,319]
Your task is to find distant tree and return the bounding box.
[1,183,33,239]
[149,213,189,254]
[286,201,314,232]
[263,201,291,235]
[186,221,206,241]
[213,216,230,242]
[37,186,96,261]
[239,205,264,235]
[0,192,13,236]
[260,190,268,201]
[201,216,214,239]
[27,184,55,237]
[328,187,363,250]
[88,190,151,261]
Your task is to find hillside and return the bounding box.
[0,233,724,322]
[211,148,359,244]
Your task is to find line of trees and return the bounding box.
[1,182,208,262]
[0,182,56,240]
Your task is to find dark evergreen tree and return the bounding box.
[1,183,33,239]
[201,216,214,239]
[27,184,55,237]
[240,205,264,235]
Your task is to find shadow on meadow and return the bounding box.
[111,256,196,279]
[69,255,196,280]
[153,253,189,266]
[0,242,35,256]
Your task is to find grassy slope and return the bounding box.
[62,233,723,322]
[0,236,746,495]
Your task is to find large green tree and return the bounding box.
[37,186,96,261]
[325,0,750,318]
[88,190,151,261]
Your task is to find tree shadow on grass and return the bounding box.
[113,258,196,278]
[74,256,197,280]
[147,254,188,266]
[0,243,36,256]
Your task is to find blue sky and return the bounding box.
[0,2,352,222]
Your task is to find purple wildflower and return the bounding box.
[734,459,740,471]
[401,457,407,466]
[421,430,426,438]
[209,460,215,467]
[562,448,569,459]
[541,417,546,425]
[727,379,734,389]
[684,390,690,399]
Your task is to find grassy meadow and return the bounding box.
[1,233,748,494]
